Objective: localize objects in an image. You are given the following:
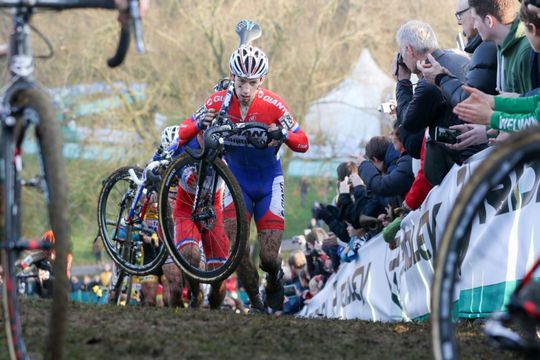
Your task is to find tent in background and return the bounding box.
[288,49,395,177]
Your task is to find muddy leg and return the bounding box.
[162,262,185,308]
[259,229,284,310]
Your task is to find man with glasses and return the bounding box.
[418,0,498,152]
[469,0,532,94]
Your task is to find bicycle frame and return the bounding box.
[1,4,40,157]
[0,9,55,334]
[0,2,144,359]
[110,162,166,255]
[126,160,170,223]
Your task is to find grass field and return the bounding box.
[0,299,523,360]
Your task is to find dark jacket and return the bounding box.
[397,48,484,162]
[315,196,381,243]
[336,143,401,225]
[396,48,469,158]
[437,34,498,106]
[531,50,540,90]
[358,152,414,198]
[395,80,424,159]
[314,204,350,242]
[383,143,400,174]
[336,186,383,229]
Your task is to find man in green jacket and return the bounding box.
[470,0,533,94]
[453,1,540,133]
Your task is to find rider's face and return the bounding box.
[234,76,263,105]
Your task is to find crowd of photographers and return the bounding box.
[280,0,540,314]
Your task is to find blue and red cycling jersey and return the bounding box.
[178,87,309,230]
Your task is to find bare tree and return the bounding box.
[23,0,456,237]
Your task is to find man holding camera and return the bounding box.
[418,0,498,152]
[393,20,470,210]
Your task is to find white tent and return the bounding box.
[301,49,395,160]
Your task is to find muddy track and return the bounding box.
[0,300,520,359]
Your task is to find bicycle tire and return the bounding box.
[1,88,70,360]
[97,166,167,276]
[432,127,540,360]
[158,154,248,283]
[1,113,27,360]
[108,266,135,306]
[108,264,124,305]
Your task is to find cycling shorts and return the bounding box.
[224,163,285,231]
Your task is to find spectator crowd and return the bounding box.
[278,0,540,315]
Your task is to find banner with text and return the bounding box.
[299,149,540,320]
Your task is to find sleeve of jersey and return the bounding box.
[179,93,222,146]
[286,127,309,153]
[274,106,309,152]
[494,94,538,114]
[178,116,200,147]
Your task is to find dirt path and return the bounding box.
[0,300,521,360]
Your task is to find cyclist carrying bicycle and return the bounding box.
[178,45,309,312]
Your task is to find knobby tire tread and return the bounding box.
[432,127,540,360]
[1,114,27,360]
[158,154,248,283]
[1,88,70,360]
[97,166,166,276]
[29,88,70,360]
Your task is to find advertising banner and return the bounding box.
[299,150,540,320]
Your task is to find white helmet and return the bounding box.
[160,125,179,149]
[228,45,269,79]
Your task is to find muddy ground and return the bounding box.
[0,300,522,360]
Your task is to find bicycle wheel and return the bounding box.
[107,264,134,306]
[97,166,167,275]
[1,113,27,359]
[432,127,540,360]
[1,88,69,360]
[158,153,248,283]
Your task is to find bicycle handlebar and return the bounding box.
[0,1,117,10]
[107,24,131,67]
[0,0,145,68]
[128,0,144,54]
[108,0,145,67]
[186,121,286,161]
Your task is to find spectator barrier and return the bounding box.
[299,148,540,320]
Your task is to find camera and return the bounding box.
[378,102,395,114]
[396,53,406,68]
[395,53,409,77]
[434,126,460,144]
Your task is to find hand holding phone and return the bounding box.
[434,126,460,144]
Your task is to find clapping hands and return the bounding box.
[453,85,495,125]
